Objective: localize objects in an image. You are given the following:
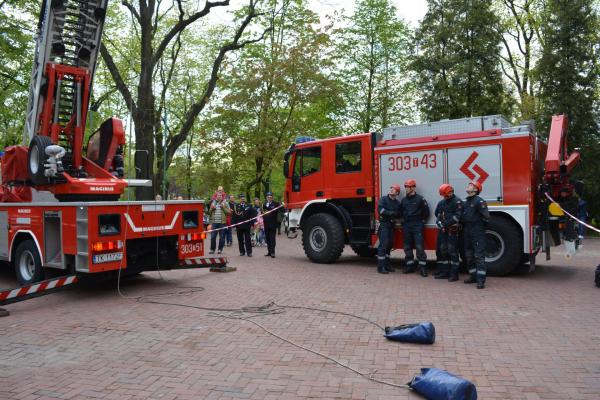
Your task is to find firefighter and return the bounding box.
[262,192,281,258]
[232,194,256,257]
[400,179,430,276]
[434,184,463,281]
[377,184,402,274]
[463,181,490,289]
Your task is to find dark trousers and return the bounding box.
[377,222,393,271]
[435,229,460,276]
[403,223,426,271]
[464,224,486,283]
[210,223,226,252]
[226,227,233,245]
[237,228,252,255]
[265,226,277,255]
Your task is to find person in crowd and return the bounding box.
[463,181,490,289]
[252,197,265,246]
[400,179,430,276]
[262,192,281,257]
[208,191,231,254]
[434,184,463,282]
[226,194,236,247]
[232,194,256,257]
[577,196,588,240]
[155,194,162,201]
[558,186,579,242]
[376,184,401,274]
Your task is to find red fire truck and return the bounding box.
[0,0,218,287]
[283,115,579,276]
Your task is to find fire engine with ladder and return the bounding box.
[283,114,580,276]
[0,0,223,307]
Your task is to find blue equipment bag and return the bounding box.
[409,368,477,400]
[384,322,435,344]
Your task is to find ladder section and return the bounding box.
[24,0,109,143]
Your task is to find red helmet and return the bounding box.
[390,184,401,192]
[469,181,483,193]
[439,183,453,197]
[404,179,416,187]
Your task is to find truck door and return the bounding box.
[288,145,323,205]
[330,137,372,198]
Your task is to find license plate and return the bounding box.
[93,252,123,264]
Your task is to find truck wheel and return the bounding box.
[302,213,345,263]
[28,135,53,185]
[350,244,376,258]
[14,240,45,285]
[485,217,522,276]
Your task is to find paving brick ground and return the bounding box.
[1,234,599,399]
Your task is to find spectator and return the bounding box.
[208,192,231,254]
[262,192,281,258]
[252,198,265,246]
[578,197,588,239]
[155,194,162,201]
[226,194,236,247]
[232,194,256,257]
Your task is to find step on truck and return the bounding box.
[283,115,580,276]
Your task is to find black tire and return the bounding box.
[484,216,523,276]
[14,240,45,285]
[302,213,345,263]
[28,135,53,185]
[350,244,377,258]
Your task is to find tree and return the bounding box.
[536,0,600,215]
[337,0,413,132]
[0,0,35,147]
[100,0,270,199]
[201,0,343,199]
[496,0,544,121]
[413,0,513,121]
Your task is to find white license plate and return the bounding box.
[93,252,123,264]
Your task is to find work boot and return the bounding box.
[419,268,428,277]
[477,282,485,289]
[434,273,449,279]
[385,265,396,273]
[448,275,459,282]
[464,275,476,284]
[402,268,415,274]
[377,267,389,274]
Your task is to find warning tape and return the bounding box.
[544,192,599,233]
[0,275,78,305]
[204,204,284,234]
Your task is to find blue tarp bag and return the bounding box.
[384,322,435,344]
[409,368,477,400]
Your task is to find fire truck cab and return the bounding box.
[284,115,574,276]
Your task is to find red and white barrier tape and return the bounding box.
[204,204,284,234]
[544,192,599,233]
[181,257,227,265]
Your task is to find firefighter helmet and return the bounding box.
[469,181,482,193]
[439,183,453,197]
[404,179,416,187]
[390,184,401,192]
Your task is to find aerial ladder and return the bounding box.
[3,0,128,202]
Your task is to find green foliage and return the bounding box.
[336,0,415,132]
[536,0,600,216]
[0,0,35,147]
[191,0,343,199]
[414,0,513,121]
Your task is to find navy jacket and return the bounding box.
[400,194,430,224]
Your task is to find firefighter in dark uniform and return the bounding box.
[262,192,281,258]
[377,184,402,274]
[232,194,256,257]
[400,179,430,276]
[463,181,490,289]
[434,184,463,281]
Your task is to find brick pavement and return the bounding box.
[1,234,599,399]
